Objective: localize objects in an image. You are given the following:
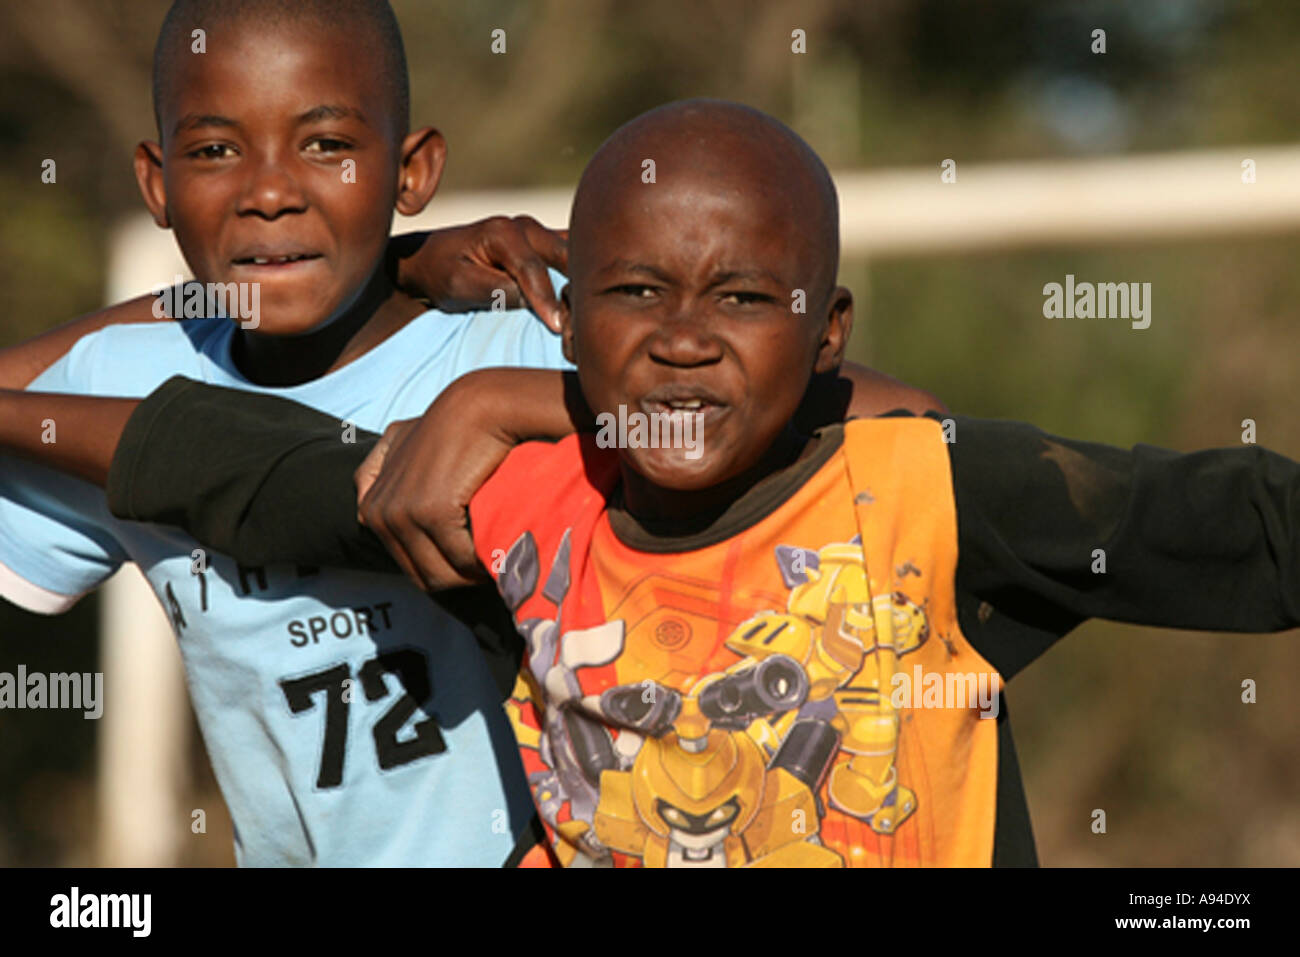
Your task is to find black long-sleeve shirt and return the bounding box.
[105,375,1300,865]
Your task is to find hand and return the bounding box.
[353,418,415,505]
[355,375,517,591]
[389,216,568,331]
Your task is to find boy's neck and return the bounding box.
[230,268,425,387]
[618,422,816,535]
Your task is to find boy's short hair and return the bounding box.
[151,0,410,138]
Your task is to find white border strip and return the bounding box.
[0,559,80,615]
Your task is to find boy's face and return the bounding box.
[562,154,851,493]
[136,22,442,336]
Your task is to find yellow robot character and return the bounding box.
[592,664,844,867]
[723,542,928,834]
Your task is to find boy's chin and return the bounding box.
[236,286,354,337]
[228,303,347,337]
[620,447,723,491]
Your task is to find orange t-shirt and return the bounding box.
[470,418,1002,867]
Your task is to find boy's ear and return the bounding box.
[394,127,447,216]
[134,141,169,228]
[812,285,853,374]
[559,283,576,364]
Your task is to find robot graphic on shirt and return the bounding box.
[495,530,928,867]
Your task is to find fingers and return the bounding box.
[388,513,469,590]
[511,215,568,272]
[354,437,391,505]
[354,420,415,505]
[420,512,482,578]
[447,263,526,312]
[352,381,514,592]
[359,486,479,591]
[402,215,567,326]
[357,424,482,590]
[409,510,482,589]
[358,497,428,592]
[479,216,565,332]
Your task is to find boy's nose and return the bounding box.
[647,310,724,367]
[236,160,309,219]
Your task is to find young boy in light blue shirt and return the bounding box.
[0,0,573,866]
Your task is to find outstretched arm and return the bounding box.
[101,377,394,574]
[102,372,586,587]
[0,388,138,483]
[0,370,584,589]
[90,379,1300,640]
[949,415,1300,643]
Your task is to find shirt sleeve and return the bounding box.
[0,339,129,613]
[106,376,398,573]
[449,269,575,375]
[947,414,1300,637]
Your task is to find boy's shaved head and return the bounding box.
[152,0,409,138]
[560,98,853,504]
[571,98,841,300]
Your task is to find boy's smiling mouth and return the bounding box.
[230,247,324,269]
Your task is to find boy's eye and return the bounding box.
[304,137,352,154]
[188,143,237,160]
[611,284,658,299]
[719,290,773,306]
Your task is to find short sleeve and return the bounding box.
[514,313,574,371]
[0,342,128,613]
[450,269,575,376]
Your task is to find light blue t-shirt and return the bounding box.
[0,292,572,866]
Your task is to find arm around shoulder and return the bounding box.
[795,361,947,431]
[0,294,163,390]
[106,377,398,573]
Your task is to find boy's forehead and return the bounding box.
[157,17,397,136]
[574,145,832,283]
[591,179,803,264]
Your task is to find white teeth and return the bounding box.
[667,399,704,410]
[244,254,308,265]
